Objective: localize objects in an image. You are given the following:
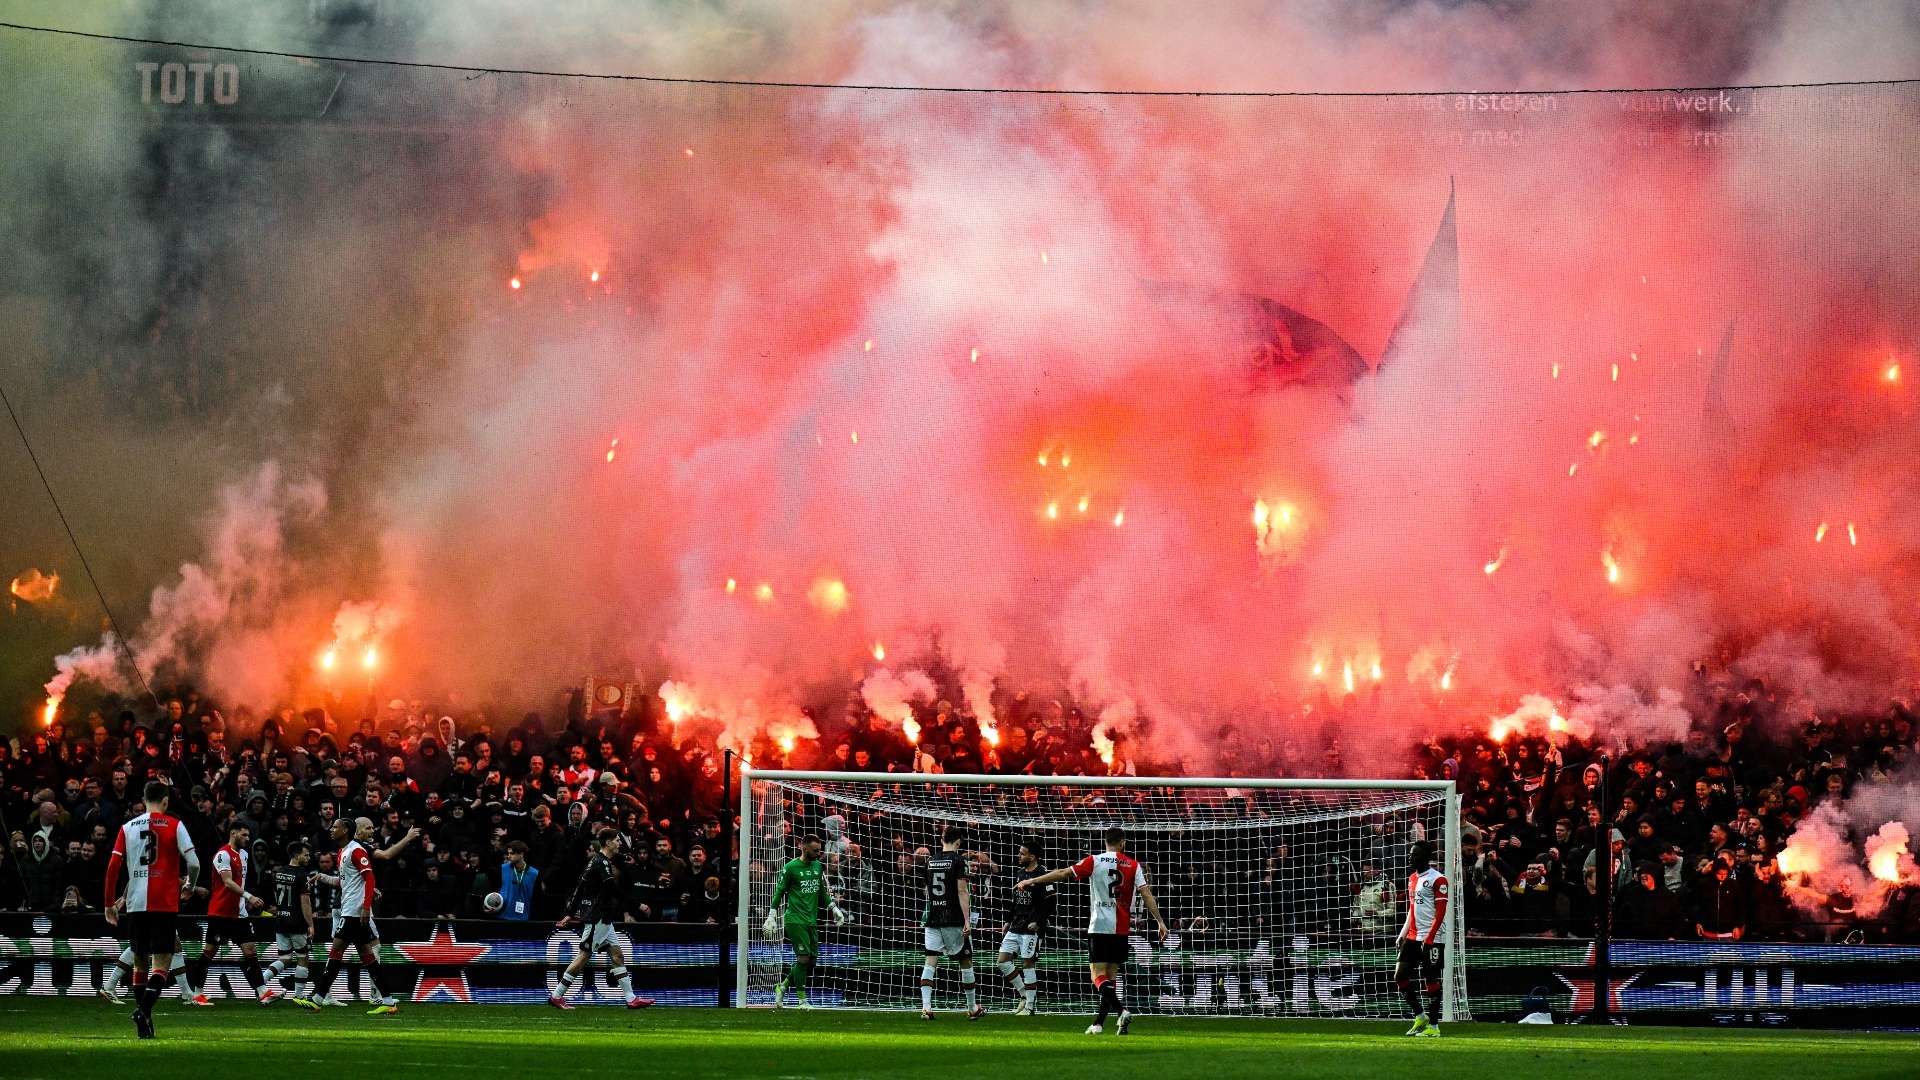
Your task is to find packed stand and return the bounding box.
[1,671,1915,945]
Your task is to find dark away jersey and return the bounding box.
[268,865,312,933]
[1008,876,1057,934]
[922,850,969,928]
[567,852,622,923]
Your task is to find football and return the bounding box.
[483,891,505,914]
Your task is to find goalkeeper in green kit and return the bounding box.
[763,833,850,1008]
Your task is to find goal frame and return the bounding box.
[735,769,1463,1019]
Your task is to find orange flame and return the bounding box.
[1439,668,1454,692]
[1045,501,1059,520]
[1370,659,1384,682]
[1342,661,1355,694]
[1848,522,1858,546]
[1111,509,1125,527]
[1059,452,1071,468]
[1603,549,1621,586]
[850,431,859,444]
[969,347,979,364]
[41,695,60,727]
[589,269,601,283]
[361,646,378,671]
[1076,495,1090,514]
[1611,363,1620,382]
[1777,841,1819,878]
[807,577,850,615]
[863,339,873,352]
[777,733,797,754]
[1815,522,1829,543]
[318,648,337,672]
[1568,462,1578,477]
[9,569,58,603]
[903,717,921,745]
[754,583,775,603]
[725,578,737,594]
[872,641,886,662]
[1551,362,1561,379]
[1886,362,1901,383]
[1037,450,1049,467]
[605,437,619,463]
[1311,659,1325,679]
[1484,547,1507,575]
[1587,430,1606,450]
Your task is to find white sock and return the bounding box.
[611,966,635,1000]
[1024,968,1038,1007]
[961,968,977,1010]
[105,949,134,993]
[173,961,195,998]
[556,972,577,1000]
[293,966,310,997]
[920,964,936,1010]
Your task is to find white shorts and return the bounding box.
[576,921,618,953]
[923,926,970,958]
[997,931,1039,960]
[274,933,310,954]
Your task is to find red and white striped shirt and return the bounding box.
[1402,867,1449,944]
[106,811,197,913]
[338,839,375,916]
[1071,851,1146,935]
[208,843,250,918]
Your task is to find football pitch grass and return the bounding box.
[1,999,1913,1079]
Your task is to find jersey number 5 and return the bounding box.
[929,869,948,899]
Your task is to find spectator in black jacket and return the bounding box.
[1616,862,1684,939]
[1693,855,1749,940]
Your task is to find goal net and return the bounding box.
[739,770,1467,1021]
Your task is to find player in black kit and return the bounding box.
[996,839,1057,1015]
[262,841,319,1008]
[550,828,653,1010]
[919,824,983,1020]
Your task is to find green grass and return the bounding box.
[1,999,1913,1079]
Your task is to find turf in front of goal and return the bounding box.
[1,1000,1914,1080]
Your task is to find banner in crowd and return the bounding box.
[3,915,1915,1026]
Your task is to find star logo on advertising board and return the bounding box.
[1555,941,1639,1019]
[396,923,489,1003]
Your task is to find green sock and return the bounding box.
[789,962,808,992]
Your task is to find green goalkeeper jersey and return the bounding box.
[775,857,828,925]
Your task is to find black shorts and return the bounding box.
[205,916,258,945]
[124,911,179,957]
[332,915,377,947]
[1087,933,1130,966]
[1394,938,1444,989]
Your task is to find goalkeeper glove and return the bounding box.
[830,903,850,926]
[762,911,780,937]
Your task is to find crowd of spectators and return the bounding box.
[2,668,1915,945]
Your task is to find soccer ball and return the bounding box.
[483,891,504,913]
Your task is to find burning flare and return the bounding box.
[1483,547,1507,575]
[1865,823,1914,884]
[806,577,850,615]
[41,695,60,727]
[1602,549,1622,586]
[871,641,886,662]
[1815,522,1829,543]
[9,568,59,603]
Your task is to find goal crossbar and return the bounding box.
[743,768,1453,791]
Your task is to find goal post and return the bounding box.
[737,769,1467,1021]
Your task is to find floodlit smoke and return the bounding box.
[2,3,1918,769]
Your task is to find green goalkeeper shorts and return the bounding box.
[784,922,819,958]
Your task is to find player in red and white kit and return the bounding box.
[183,822,276,1005]
[1017,824,1168,1036]
[1396,840,1449,1037]
[311,816,419,1015]
[104,781,200,1040]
